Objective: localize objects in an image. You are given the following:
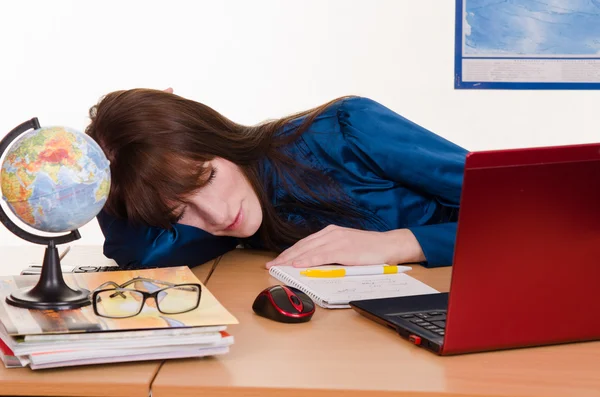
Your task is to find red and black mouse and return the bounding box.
[252,285,315,323]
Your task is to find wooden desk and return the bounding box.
[0,362,162,397]
[152,249,600,397]
[0,245,215,397]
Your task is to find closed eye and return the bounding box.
[205,167,217,185]
[172,167,217,223]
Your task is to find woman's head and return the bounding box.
[85,88,265,238]
[86,88,358,251]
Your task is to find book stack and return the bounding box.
[0,266,238,370]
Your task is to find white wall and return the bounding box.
[1,0,599,246]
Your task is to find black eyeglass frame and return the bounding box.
[91,277,202,319]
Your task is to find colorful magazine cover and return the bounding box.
[0,266,238,336]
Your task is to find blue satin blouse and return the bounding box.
[96,97,468,269]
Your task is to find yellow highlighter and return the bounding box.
[300,265,412,278]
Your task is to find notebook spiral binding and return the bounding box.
[268,267,326,307]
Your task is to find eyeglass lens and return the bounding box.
[94,285,200,318]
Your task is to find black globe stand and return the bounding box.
[5,240,91,310]
[0,118,91,310]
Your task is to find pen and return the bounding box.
[300,265,412,278]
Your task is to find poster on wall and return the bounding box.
[455,0,600,89]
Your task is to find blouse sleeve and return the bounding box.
[96,210,239,269]
[337,97,468,267]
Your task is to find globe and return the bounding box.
[1,126,110,233]
[0,119,111,311]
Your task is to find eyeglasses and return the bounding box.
[91,277,202,319]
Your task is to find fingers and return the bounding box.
[266,238,330,268]
[267,244,337,269]
[290,251,336,268]
[163,87,174,94]
[265,225,340,268]
[286,239,331,266]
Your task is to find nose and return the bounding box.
[189,197,228,228]
[199,202,228,227]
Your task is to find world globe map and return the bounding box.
[1,126,110,233]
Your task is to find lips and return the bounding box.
[224,208,243,231]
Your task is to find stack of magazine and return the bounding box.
[0,266,238,370]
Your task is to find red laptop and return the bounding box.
[350,142,600,355]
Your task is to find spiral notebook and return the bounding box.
[268,265,439,309]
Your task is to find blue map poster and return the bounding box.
[455,0,600,89]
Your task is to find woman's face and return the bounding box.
[173,157,262,238]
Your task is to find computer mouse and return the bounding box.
[252,285,315,323]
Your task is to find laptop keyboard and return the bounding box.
[392,311,447,336]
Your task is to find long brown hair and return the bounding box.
[85,89,362,252]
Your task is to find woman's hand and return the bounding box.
[265,225,425,269]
